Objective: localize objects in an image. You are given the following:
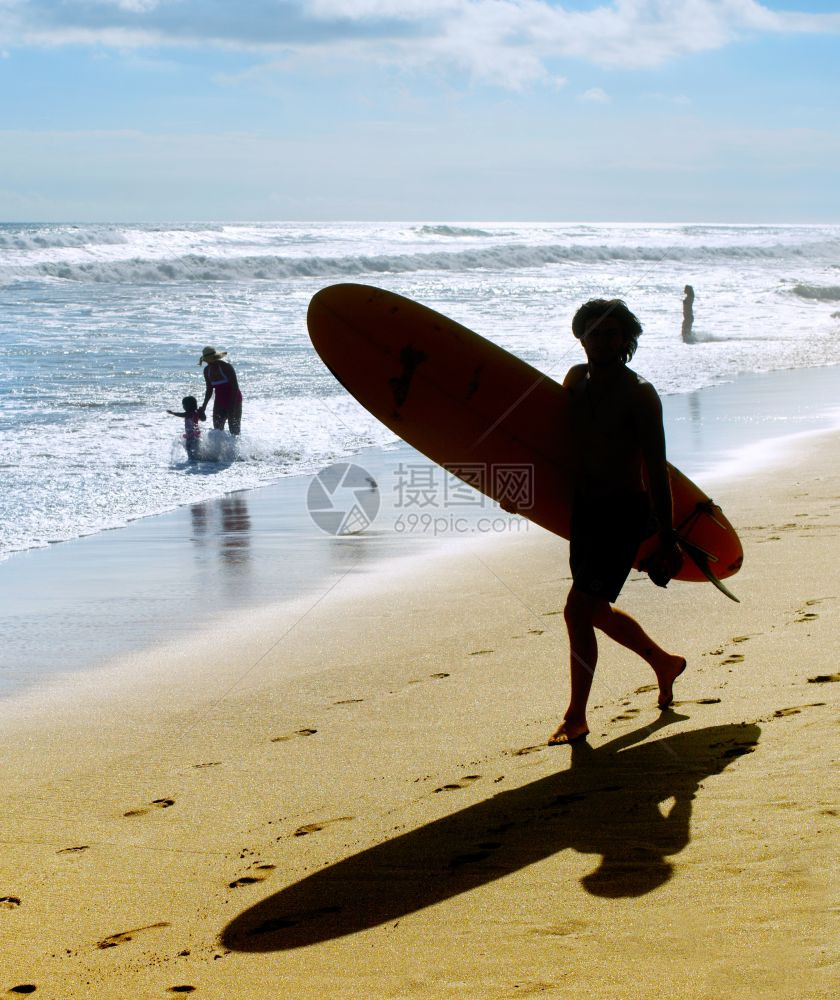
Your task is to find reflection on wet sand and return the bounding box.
[190,493,252,571]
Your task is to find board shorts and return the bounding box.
[569,491,652,603]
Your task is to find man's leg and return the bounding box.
[549,586,602,744]
[590,603,686,709]
[550,588,687,745]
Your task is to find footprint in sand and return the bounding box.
[333,698,364,705]
[56,846,89,855]
[511,744,545,757]
[228,866,277,890]
[808,673,840,684]
[532,919,589,938]
[767,703,826,719]
[123,798,175,818]
[450,841,504,868]
[711,738,758,760]
[8,987,37,995]
[168,988,197,995]
[1,896,21,909]
[96,921,170,949]
[634,683,658,694]
[469,649,494,656]
[192,761,221,769]
[271,728,317,743]
[610,707,640,722]
[293,816,353,837]
[245,904,343,936]
[434,775,481,793]
[228,863,277,889]
[721,654,744,665]
[795,613,819,623]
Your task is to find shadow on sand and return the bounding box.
[221,717,760,952]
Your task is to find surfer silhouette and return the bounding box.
[681,285,695,343]
[550,299,685,746]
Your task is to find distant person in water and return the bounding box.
[198,346,242,435]
[681,285,695,343]
[167,394,205,461]
[549,299,686,746]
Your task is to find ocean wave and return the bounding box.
[0,225,129,251]
[415,224,497,237]
[790,283,840,302]
[8,239,838,285]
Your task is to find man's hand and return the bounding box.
[642,532,683,588]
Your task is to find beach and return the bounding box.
[1,404,838,997]
[2,220,839,996]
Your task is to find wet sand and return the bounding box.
[4,363,840,701]
[1,418,838,996]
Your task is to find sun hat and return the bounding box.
[199,346,227,364]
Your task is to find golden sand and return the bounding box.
[1,434,838,998]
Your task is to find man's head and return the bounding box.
[572,299,642,365]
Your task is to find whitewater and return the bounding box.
[1,220,839,560]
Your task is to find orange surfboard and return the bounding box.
[307,283,743,599]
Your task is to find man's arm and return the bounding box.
[636,382,674,539]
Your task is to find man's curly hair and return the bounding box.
[572,298,642,363]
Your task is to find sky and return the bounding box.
[0,0,838,222]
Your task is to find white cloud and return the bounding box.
[1,1,839,86]
[580,87,610,103]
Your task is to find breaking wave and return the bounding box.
[415,224,497,237]
[0,225,130,251]
[8,239,840,286]
[791,283,840,302]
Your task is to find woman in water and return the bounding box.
[198,346,243,435]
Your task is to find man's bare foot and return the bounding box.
[655,655,686,710]
[548,720,589,746]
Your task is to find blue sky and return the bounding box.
[1,1,838,222]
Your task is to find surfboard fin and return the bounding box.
[679,538,740,603]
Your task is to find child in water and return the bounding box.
[167,395,205,461]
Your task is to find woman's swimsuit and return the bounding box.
[206,363,242,433]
